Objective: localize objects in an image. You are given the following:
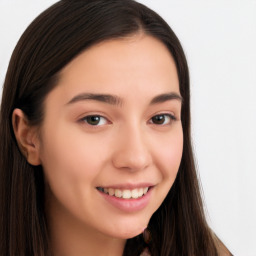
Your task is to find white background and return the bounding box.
[0,1,255,255]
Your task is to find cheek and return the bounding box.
[38,124,115,223]
[154,126,183,179]
[39,124,108,196]
[146,126,183,214]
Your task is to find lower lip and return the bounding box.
[98,188,153,212]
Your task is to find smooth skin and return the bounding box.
[13,34,183,256]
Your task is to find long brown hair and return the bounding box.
[0,0,220,255]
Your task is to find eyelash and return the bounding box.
[80,115,109,126]
[80,113,176,127]
[149,113,176,125]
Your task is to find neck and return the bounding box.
[45,190,126,256]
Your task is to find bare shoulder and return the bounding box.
[212,233,233,256]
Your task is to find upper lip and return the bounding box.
[96,183,155,190]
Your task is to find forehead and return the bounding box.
[49,34,180,104]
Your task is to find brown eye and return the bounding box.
[151,114,175,125]
[83,115,107,126]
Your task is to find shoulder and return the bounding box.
[212,233,233,256]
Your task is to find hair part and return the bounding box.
[1,0,220,255]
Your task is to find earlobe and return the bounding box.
[12,108,41,166]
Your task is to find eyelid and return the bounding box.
[76,111,178,128]
[148,113,177,125]
[79,114,111,126]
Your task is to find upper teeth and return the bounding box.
[98,187,149,199]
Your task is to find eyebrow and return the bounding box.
[66,92,182,106]
[67,93,123,106]
[150,92,183,104]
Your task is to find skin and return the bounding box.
[13,34,183,256]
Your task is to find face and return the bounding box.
[38,34,183,239]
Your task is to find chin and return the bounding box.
[120,229,143,239]
[103,219,149,240]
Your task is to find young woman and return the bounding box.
[0,0,232,255]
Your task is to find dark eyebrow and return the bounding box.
[66,92,182,107]
[150,92,183,104]
[66,93,123,106]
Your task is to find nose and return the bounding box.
[112,126,152,172]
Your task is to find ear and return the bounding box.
[12,108,41,166]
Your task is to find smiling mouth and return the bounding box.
[96,187,150,199]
